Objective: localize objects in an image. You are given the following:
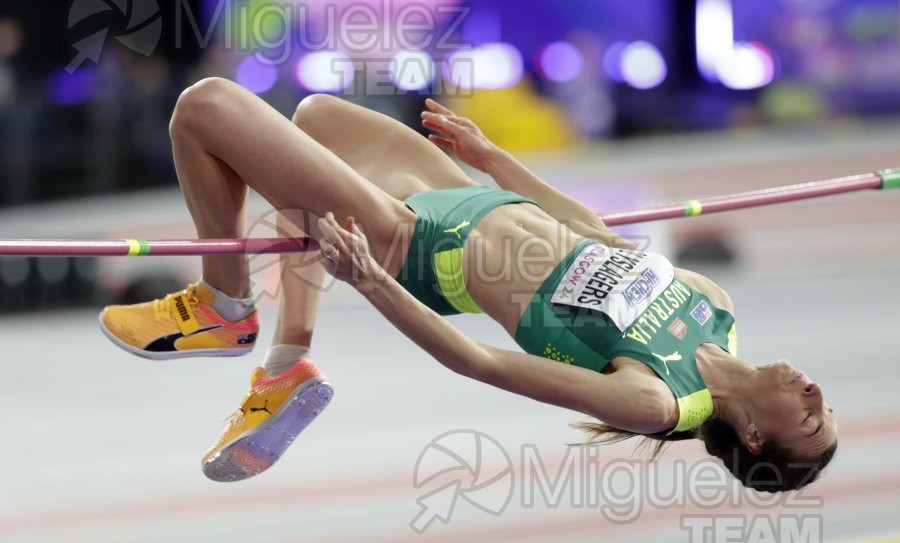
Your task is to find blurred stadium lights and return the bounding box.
[602,41,629,83]
[391,49,435,91]
[294,50,355,92]
[536,41,585,84]
[620,41,668,89]
[696,0,776,90]
[443,43,524,90]
[717,41,778,90]
[235,56,279,95]
[696,0,735,83]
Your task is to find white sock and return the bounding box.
[200,278,256,322]
[264,344,310,376]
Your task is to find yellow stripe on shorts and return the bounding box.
[434,248,482,314]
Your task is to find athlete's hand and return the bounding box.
[421,99,498,172]
[317,212,385,292]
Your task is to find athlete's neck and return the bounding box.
[695,344,756,429]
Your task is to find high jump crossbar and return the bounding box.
[1,169,897,257]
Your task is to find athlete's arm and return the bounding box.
[317,213,673,434]
[422,99,635,250]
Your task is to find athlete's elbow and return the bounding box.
[639,392,679,434]
[458,345,500,384]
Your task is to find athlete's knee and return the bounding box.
[170,77,238,139]
[291,93,342,129]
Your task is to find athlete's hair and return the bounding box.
[573,418,837,493]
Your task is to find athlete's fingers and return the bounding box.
[453,116,477,129]
[425,98,455,116]
[421,111,461,130]
[428,134,454,151]
[440,114,479,135]
[421,110,464,126]
[329,214,366,259]
[344,216,366,249]
[421,115,450,137]
[316,219,339,255]
[433,114,465,138]
[346,217,369,257]
[318,213,350,256]
[317,233,340,263]
[329,213,356,247]
[347,216,368,242]
[349,216,364,237]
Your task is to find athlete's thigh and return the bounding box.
[172,78,415,274]
[293,95,479,200]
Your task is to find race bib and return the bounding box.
[551,243,676,331]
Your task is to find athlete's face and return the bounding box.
[749,360,837,459]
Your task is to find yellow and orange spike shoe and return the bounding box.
[202,360,333,482]
[98,283,259,360]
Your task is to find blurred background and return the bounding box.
[1,1,900,542]
[1,0,899,310]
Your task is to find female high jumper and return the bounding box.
[98,77,837,491]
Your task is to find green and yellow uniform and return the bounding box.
[396,188,738,434]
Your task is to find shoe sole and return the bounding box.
[98,314,254,360]
[202,378,333,482]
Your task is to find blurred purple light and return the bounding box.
[620,41,667,89]
[235,57,279,95]
[538,42,584,84]
[46,68,97,106]
[602,41,629,82]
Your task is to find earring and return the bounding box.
[748,422,758,434]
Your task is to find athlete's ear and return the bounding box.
[745,422,762,455]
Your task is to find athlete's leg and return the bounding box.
[268,94,482,351]
[171,116,252,298]
[292,94,479,198]
[169,78,416,299]
[271,208,323,348]
[101,80,416,361]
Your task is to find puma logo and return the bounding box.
[144,324,223,353]
[244,400,272,415]
[652,351,683,375]
[443,220,471,240]
[174,295,190,322]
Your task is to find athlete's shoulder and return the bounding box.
[673,268,735,315]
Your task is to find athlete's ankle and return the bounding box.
[200,278,256,322]
[264,344,310,376]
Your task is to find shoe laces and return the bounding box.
[153,284,200,322]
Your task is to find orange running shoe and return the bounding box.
[202,360,333,482]
[98,283,259,360]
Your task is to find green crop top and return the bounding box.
[515,240,738,433]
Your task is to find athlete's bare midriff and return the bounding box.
[462,203,735,338]
[463,204,584,335]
